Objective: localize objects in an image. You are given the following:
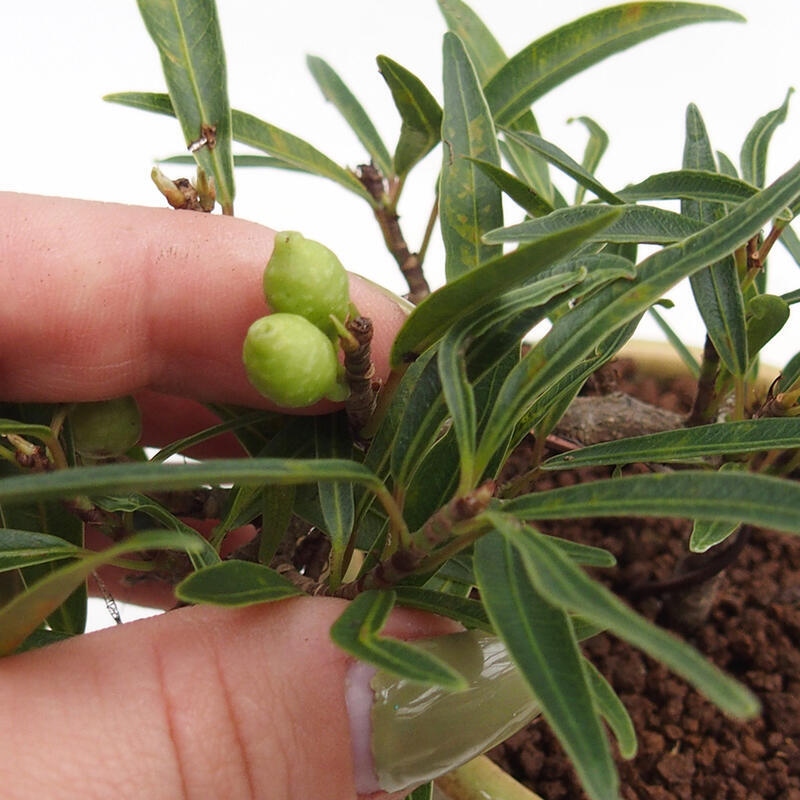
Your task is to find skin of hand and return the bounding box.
[0,192,434,800]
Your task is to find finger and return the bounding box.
[0,598,454,800]
[0,193,408,406]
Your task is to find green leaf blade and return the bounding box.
[104,92,372,202]
[438,325,478,490]
[440,32,503,280]
[475,526,618,800]
[437,0,507,83]
[377,56,443,178]
[740,88,794,188]
[175,560,302,606]
[502,129,622,205]
[478,158,800,467]
[512,527,759,719]
[505,471,800,536]
[232,110,373,202]
[683,103,748,377]
[307,55,392,177]
[617,169,758,205]
[314,415,355,587]
[135,0,235,211]
[390,206,622,366]
[485,3,744,126]
[330,590,467,689]
[543,418,800,469]
[0,530,85,573]
[485,204,702,246]
[0,530,206,655]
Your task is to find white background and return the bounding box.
[2,1,799,628]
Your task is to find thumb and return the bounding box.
[0,598,455,800]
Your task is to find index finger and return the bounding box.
[0,192,407,406]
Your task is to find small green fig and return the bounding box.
[243,313,348,408]
[263,231,350,339]
[69,396,142,459]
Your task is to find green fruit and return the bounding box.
[69,396,142,459]
[263,231,350,339]
[243,313,348,408]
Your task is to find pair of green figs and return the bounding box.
[243,231,353,408]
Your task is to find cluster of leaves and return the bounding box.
[3,2,800,799]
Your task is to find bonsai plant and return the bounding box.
[2,1,800,798]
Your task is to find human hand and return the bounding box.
[0,194,533,800]
[0,193,422,799]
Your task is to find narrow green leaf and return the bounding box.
[135,0,235,212]
[570,116,609,205]
[440,33,503,280]
[175,560,302,606]
[0,529,84,573]
[95,492,220,569]
[390,207,621,365]
[0,458,383,505]
[549,537,616,568]
[389,350,447,488]
[314,415,355,587]
[232,110,373,202]
[778,223,800,269]
[377,56,443,178]
[717,150,739,178]
[393,586,492,632]
[485,203,701,246]
[618,169,758,205]
[543,418,800,469]
[0,420,56,441]
[477,158,800,471]
[11,500,86,636]
[150,409,271,462]
[437,0,507,83]
[161,153,306,171]
[782,287,800,306]
[505,471,800,535]
[0,530,206,656]
[740,88,794,188]
[259,484,296,566]
[330,590,467,689]
[583,659,638,759]
[104,92,372,203]
[307,55,392,177]
[436,0,556,199]
[475,527,618,800]
[438,324,478,490]
[104,90,175,115]
[780,351,800,392]
[502,129,622,205]
[391,265,591,489]
[648,307,702,378]
[510,525,759,718]
[485,3,744,125]
[467,158,554,217]
[683,103,748,377]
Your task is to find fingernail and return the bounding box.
[346,630,539,794]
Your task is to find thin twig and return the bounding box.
[358,163,430,303]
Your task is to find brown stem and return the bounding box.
[342,316,378,439]
[628,525,751,600]
[348,481,495,595]
[758,222,785,264]
[358,164,430,304]
[686,335,721,426]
